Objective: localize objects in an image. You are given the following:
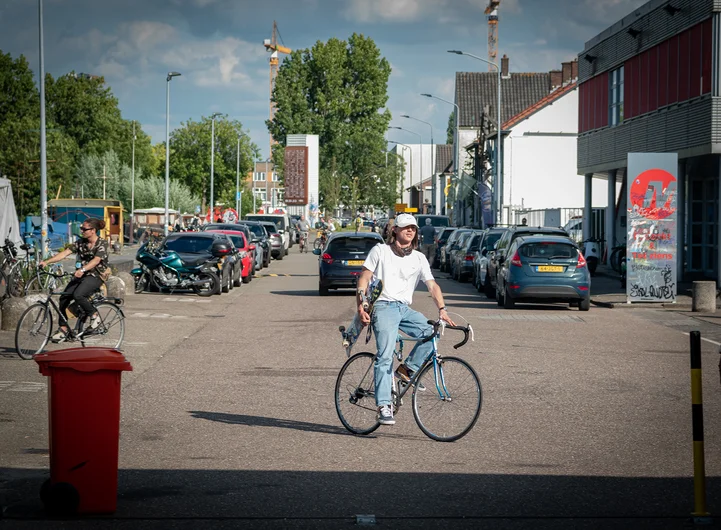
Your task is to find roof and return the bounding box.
[49,198,122,208]
[455,72,551,128]
[503,82,577,129]
[435,144,454,174]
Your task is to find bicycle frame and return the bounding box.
[391,333,454,404]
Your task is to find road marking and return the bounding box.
[123,341,149,346]
[129,313,188,320]
[681,332,721,347]
[473,314,585,323]
[0,381,46,392]
[162,298,211,303]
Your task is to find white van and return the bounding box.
[245,214,291,255]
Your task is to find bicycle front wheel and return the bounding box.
[335,352,380,435]
[80,302,125,349]
[15,303,53,360]
[412,356,482,442]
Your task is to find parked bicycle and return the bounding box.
[313,229,329,251]
[335,319,481,442]
[15,270,125,360]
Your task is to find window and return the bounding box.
[272,172,280,182]
[609,66,624,126]
[253,189,267,201]
[253,172,266,182]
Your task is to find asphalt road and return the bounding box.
[1,246,719,529]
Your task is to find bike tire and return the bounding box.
[313,239,323,251]
[80,302,125,349]
[335,352,381,435]
[192,272,218,297]
[412,356,482,442]
[15,303,53,360]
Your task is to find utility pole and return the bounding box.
[130,121,136,244]
[38,0,48,258]
[236,137,240,215]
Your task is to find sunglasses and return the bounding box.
[80,227,93,232]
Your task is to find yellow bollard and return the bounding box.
[689,331,711,524]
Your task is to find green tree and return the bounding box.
[446,111,455,145]
[169,115,259,208]
[267,34,396,213]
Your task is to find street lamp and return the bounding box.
[236,137,242,217]
[209,112,223,222]
[448,50,502,224]
[38,0,48,258]
[387,140,412,204]
[401,115,434,213]
[165,71,181,236]
[130,121,136,244]
[421,93,459,219]
[389,126,423,212]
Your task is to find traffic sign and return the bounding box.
[404,207,418,213]
[394,203,407,212]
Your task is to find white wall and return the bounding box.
[392,144,435,206]
[503,88,616,209]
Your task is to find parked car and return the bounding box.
[416,214,451,238]
[258,221,284,260]
[450,230,484,282]
[202,223,263,273]
[238,220,271,268]
[314,232,384,296]
[487,225,569,295]
[206,230,254,285]
[245,213,291,253]
[440,228,473,273]
[160,232,234,295]
[495,235,590,311]
[473,228,507,297]
[448,230,476,280]
[433,227,456,269]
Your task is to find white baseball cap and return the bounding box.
[395,213,418,228]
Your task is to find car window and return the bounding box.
[164,236,214,253]
[520,242,576,259]
[241,224,265,237]
[228,235,246,249]
[438,228,455,243]
[247,215,287,230]
[482,232,503,250]
[496,231,511,252]
[468,235,481,251]
[261,223,278,234]
[328,237,381,253]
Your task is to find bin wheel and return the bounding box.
[41,479,79,515]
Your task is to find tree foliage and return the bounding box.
[267,34,398,213]
[169,115,259,209]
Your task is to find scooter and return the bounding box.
[131,242,221,296]
[582,238,600,276]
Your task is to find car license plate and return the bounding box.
[537,265,564,272]
[346,260,364,266]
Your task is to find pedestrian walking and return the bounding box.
[419,218,436,264]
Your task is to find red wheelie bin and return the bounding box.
[35,347,132,514]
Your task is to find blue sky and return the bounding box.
[0,0,646,160]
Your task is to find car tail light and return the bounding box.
[577,251,587,268]
[464,254,474,261]
[510,251,522,267]
[509,283,520,289]
[322,253,333,265]
[579,286,589,291]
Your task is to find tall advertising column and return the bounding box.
[626,153,678,303]
[284,134,319,226]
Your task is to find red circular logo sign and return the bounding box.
[629,168,676,220]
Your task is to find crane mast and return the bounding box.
[485,0,500,71]
[263,21,291,154]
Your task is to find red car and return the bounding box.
[206,230,255,284]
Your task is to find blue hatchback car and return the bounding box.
[495,235,591,311]
[315,232,384,296]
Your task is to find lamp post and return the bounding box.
[389,126,423,212]
[401,115,434,213]
[236,137,241,217]
[38,0,48,258]
[165,71,181,236]
[209,112,222,222]
[421,93,459,220]
[130,120,136,244]
[448,50,502,224]
[388,140,412,205]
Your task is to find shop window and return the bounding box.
[609,66,624,126]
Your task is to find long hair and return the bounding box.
[387,225,418,249]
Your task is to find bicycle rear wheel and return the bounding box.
[412,356,482,442]
[80,302,125,349]
[335,352,380,435]
[15,303,53,360]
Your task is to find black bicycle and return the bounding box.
[335,320,481,442]
[15,271,125,360]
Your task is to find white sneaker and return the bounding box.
[89,314,102,330]
[377,405,395,425]
[51,330,67,343]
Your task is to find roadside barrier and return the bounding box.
[689,331,712,524]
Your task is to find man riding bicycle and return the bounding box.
[356,213,455,426]
[297,215,310,250]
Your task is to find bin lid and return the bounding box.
[35,347,132,374]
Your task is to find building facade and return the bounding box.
[577,0,717,280]
[250,161,284,213]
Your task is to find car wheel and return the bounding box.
[503,287,515,309]
[319,281,329,296]
[579,297,590,311]
[276,251,284,261]
[222,270,230,293]
[484,275,496,299]
[496,282,504,307]
[458,270,466,283]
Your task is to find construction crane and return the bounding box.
[264,21,291,153]
[485,0,500,71]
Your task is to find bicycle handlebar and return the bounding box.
[37,266,72,279]
[423,320,470,349]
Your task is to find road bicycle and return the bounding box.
[335,319,481,442]
[299,231,309,253]
[15,270,126,360]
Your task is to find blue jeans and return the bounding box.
[372,301,434,407]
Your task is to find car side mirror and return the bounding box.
[312,248,321,255]
[498,255,505,264]
[249,244,256,251]
[481,248,488,256]
[211,242,232,257]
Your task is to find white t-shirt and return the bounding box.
[362,244,434,305]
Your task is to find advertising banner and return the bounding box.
[626,153,678,303]
[284,146,309,205]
